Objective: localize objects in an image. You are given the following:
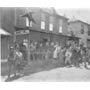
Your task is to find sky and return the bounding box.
[0,0,90,24]
[57,9,90,24]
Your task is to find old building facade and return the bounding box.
[0,7,69,59]
[68,20,90,48]
[15,7,69,45]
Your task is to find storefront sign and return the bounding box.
[15,30,29,35]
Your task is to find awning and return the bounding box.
[0,28,11,35]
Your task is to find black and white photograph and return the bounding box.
[0,4,90,82]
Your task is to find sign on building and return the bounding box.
[15,30,29,35]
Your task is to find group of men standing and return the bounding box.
[7,39,28,78]
[29,40,90,68]
[7,39,90,78]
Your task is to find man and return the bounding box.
[19,41,28,62]
[74,44,81,67]
[59,46,66,65]
[33,42,38,60]
[14,45,23,75]
[7,46,15,78]
[81,47,87,68]
[49,42,55,59]
[65,46,72,66]
[45,42,50,60]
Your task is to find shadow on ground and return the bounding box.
[5,75,24,82]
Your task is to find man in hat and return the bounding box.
[7,45,15,78]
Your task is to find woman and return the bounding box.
[53,43,61,60]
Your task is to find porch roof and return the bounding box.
[0,28,11,35]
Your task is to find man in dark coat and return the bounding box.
[7,46,15,78]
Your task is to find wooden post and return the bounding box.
[28,29,30,63]
[27,21,32,63]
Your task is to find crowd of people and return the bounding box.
[29,40,90,67]
[7,39,90,78]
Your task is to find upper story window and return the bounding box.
[26,18,32,27]
[49,16,54,31]
[41,13,45,30]
[41,21,45,29]
[59,26,62,33]
[59,19,63,33]
[80,24,84,34]
[49,23,53,31]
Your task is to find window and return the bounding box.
[49,23,53,31]
[80,24,84,34]
[59,26,62,33]
[49,16,54,31]
[59,20,63,33]
[41,13,45,30]
[41,21,45,29]
[26,18,32,27]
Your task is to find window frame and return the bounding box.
[41,21,45,30]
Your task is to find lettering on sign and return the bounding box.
[15,30,29,35]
